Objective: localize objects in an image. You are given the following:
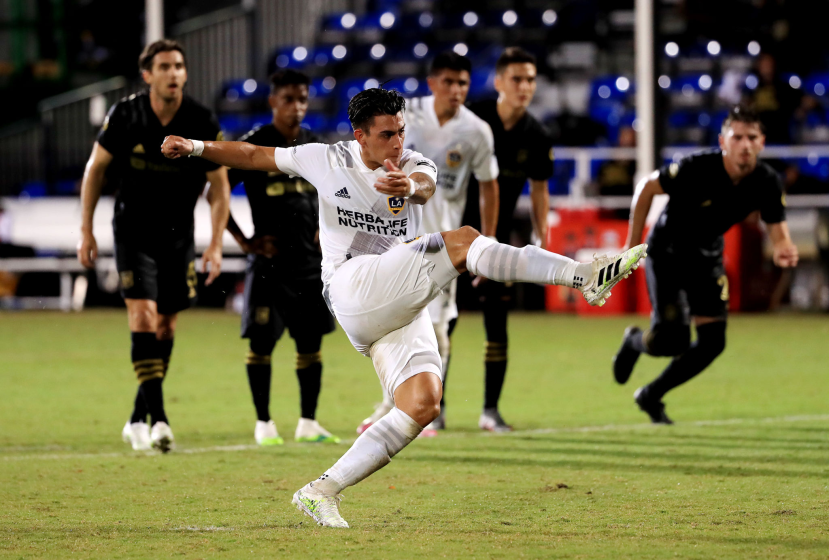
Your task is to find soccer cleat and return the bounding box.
[613,326,643,385]
[479,408,513,432]
[579,244,648,307]
[150,421,175,453]
[255,420,284,446]
[295,418,340,443]
[129,422,152,451]
[122,421,132,444]
[356,400,394,434]
[634,387,674,425]
[292,487,349,528]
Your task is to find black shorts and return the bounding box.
[646,250,729,326]
[241,255,335,342]
[114,235,197,315]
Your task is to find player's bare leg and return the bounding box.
[293,372,439,528]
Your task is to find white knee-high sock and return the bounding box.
[466,236,592,289]
[308,407,422,495]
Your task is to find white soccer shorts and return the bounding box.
[328,233,460,396]
[426,276,458,329]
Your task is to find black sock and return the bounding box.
[645,322,727,401]
[129,388,147,424]
[159,338,174,376]
[440,317,458,408]
[628,329,649,354]
[131,337,174,423]
[483,341,508,409]
[296,356,322,420]
[246,338,275,422]
[131,332,167,426]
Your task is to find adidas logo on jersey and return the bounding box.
[335,187,350,199]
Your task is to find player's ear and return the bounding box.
[268,93,278,111]
[493,72,504,94]
[717,132,725,151]
[353,127,365,145]
[141,69,152,86]
[426,74,438,94]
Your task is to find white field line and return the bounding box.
[3,414,828,462]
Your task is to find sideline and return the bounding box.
[3,413,828,462]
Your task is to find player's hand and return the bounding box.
[248,235,278,258]
[161,136,193,159]
[77,231,98,268]
[773,241,799,268]
[374,159,410,196]
[202,242,223,285]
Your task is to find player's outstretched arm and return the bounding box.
[768,221,799,268]
[373,159,435,204]
[161,135,280,173]
[625,172,664,249]
[77,142,113,268]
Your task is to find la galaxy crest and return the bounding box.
[446,148,463,168]
[387,196,405,215]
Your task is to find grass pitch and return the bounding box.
[1,309,828,559]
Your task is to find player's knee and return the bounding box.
[456,225,480,243]
[696,321,726,360]
[644,323,691,356]
[249,337,277,357]
[129,306,156,332]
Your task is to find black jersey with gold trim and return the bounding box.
[97,92,222,242]
[465,99,554,242]
[229,125,321,280]
[650,150,786,256]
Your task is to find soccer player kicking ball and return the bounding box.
[162,88,646,528]
[612,106,798,424]
[357,50,501,437]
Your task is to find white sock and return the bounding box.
[308,407,422,495]
[465,236,593,288]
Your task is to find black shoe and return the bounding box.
[634,387,673,425]
[613,326,642,385]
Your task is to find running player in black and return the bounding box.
[465,47,554,431]
[77,39,230,452]
[612,106,799,423]
[226,70,338,446]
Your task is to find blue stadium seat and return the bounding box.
[309,76,338,100]
[468,66,496,99]
[383,76,429,97]
[301,113,329,133]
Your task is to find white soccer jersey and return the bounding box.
[404,96,498,234]
[274,140,438,286]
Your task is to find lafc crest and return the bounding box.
[446,148,463,168]
[387,196,405,215]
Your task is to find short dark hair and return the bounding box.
[495,46,536,74]
[347,88,406,133]
[139,39,187,72]
[722,105,763,132]
[269,69,310,94]
[430,51,472,75]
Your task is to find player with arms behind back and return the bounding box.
[466,47,555,432]
[225,69,338,446]
[613,106,798,423]
[162,87,646,527]
[77,39,230,452]
[356,51,500,436]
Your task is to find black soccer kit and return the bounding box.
[646,150,786,327]
[633,150,786,405]
[466,99,554,410]
[230,126,335,345]
[229,125,335,423]
[97,92,222,315]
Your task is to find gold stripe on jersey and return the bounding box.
[265,178,312,197]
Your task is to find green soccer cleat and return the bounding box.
[292,487,349,528]
[295,418,341,443]
[255,420,284,446]
[579,244,648,307]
